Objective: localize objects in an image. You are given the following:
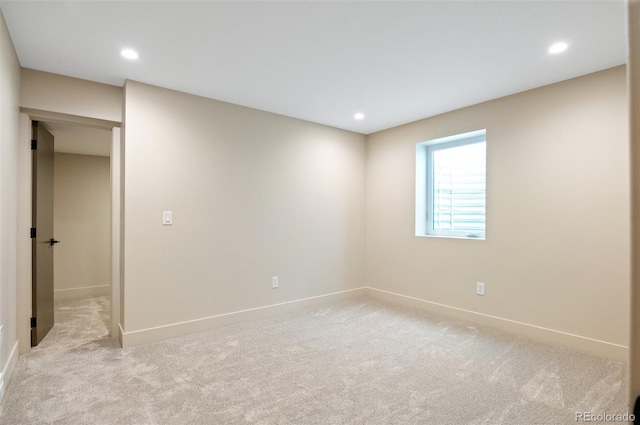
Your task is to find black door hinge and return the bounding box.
[30,228,36,238]
[30,139,37,150]
[30,317,36,328]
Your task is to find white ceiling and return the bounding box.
[0,1,628,134]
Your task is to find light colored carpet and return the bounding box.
[0,296,630,424]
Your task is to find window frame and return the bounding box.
[416,129,487,240]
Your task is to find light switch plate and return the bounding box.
[163,211,172,225]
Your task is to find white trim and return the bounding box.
[416,129,487,239]
[17,111,123,354]
[121,287,366,347]
[415,234,485,241]
[118,322,124,346]
[110,126,121,340]
[415,142,427,235]
[53,285,110,301]
[17,113,33,355]
[0,341,20,401]
[116,285,627,361]
[19,108,119,130]
[365,287,628,362]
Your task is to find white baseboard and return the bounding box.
[121,287,366,348]
[54,285,110,301]
[120,285,626,362]
[365,287,628,362]
[0,341,20,402]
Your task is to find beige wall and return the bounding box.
[53,153,110,300]
[366,66,629,354]
[16,113,31,355]
[122,81,366,337]
[0,9,21,392]
[628,0,640,407]
[21,69,122,124]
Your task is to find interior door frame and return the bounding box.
[31,121,56,346]
[17,109,122,354]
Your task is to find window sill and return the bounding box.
[415,234,485,241]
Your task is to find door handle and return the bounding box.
[49,239,60,246]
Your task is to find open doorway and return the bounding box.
[31,120,112,348]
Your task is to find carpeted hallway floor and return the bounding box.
[0,296,630,424]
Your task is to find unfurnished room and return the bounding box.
[1,1,640,424]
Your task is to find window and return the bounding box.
[416,130,486,239]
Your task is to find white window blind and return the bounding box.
[426,134,486,238]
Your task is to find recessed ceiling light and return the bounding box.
[548,42,568,54]
[121,49,139,60]
[354,112,365,120]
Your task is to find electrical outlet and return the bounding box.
[272,276,279,289]
[476,282,485,296]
